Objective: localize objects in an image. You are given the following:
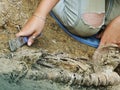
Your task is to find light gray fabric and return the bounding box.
[52,0,105,37]
[105,0,120,25]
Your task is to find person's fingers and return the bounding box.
[16,28,33,37]
[99,38,119,48]
[99,33,113,47]
[99,37,106,47]
[16,31,25,37]
[27,32,40,46]
[114,41,120,48]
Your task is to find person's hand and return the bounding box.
[99,16,120,47]
[16,15,45,46]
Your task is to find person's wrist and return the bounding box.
[33,14,46,22]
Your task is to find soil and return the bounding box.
[0,0,120,90]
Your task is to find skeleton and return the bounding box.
[0,44,119,88]
[26,45,120,86]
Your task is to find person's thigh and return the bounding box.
[52,0,80,27]
[52,0,105,37]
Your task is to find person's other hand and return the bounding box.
[16,15,45,46]
[99,16,120,47]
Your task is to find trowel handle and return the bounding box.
[23,33,42,43]
[23,37,28,43]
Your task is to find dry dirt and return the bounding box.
[0,0,120,90]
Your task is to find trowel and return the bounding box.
[9,37,28,52]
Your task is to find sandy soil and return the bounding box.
[0,0,120,90]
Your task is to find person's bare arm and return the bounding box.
[99,16,120,47]
[16,0,59,46]
[34,0,59,18]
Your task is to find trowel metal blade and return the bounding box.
[9,37,28,52]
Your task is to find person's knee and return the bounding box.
[81,13,105,28]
